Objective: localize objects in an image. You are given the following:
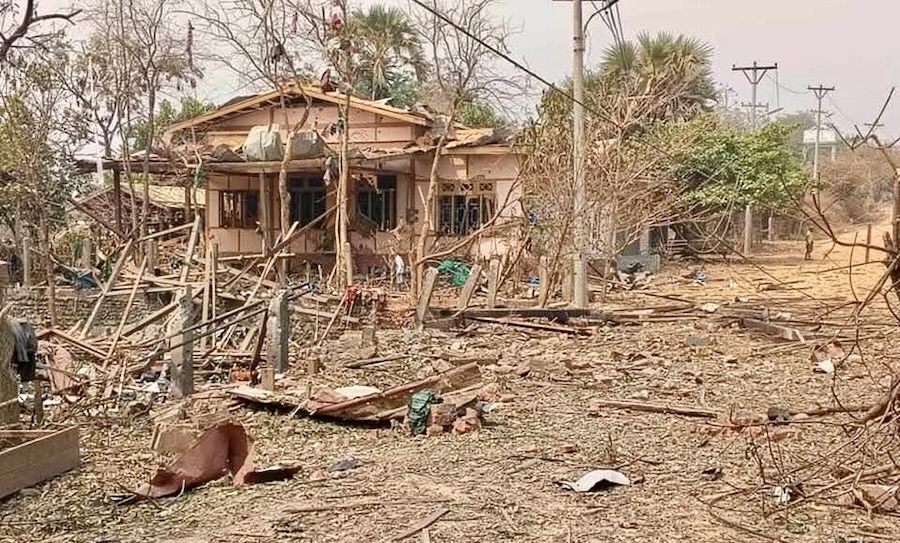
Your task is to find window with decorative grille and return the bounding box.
[438,179,495,235]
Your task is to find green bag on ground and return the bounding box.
[436,260,471,287]
[408,389,441,435]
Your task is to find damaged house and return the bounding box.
[146,83,523,272]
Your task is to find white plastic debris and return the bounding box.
[559,469,631,492]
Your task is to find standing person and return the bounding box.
[804,228,814,261]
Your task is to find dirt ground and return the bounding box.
[2,219,900,543]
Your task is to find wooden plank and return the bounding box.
[121,302,177,338]
[47,329,107,360]
[106,255,149,362]
[456,264,482,309]
[438,307,591,320]
[0,426,79,499]
[293,305,360,324]
[470,316,587,335]
[138,221,194,242]
[81,239,135,338]
[179,214,203,284]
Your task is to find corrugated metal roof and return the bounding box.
[79,184,206,209]
[122,185,206,208]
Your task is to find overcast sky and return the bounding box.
[42,0,900,135]
[487,0,900,134]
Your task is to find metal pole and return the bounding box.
[572,0,588,308]
[807,85,834,184]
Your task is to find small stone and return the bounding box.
[426,424,444,436]
[499,394,516,403]
[329,457,361,472]
[632,389,650,400]
[308,469,328,481]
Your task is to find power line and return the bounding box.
[765,72,808,96]
[827,95,858,125]
[408,0,775,237]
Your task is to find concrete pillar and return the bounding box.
[146,239,158,276]
[344,241,354,286]
[266,290,290,373]
[415,267,439,331]
[81,238,93,269]
[537,256,549,307]
[486,258,500,309]
[456,263,483,309]
[639,227,651,256]
[168,286,196,398]
[22,237,31,287]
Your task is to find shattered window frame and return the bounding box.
[357,174,398,231]
[219,190,260,229]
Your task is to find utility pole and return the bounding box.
[733,61,778,256]
[808,85,835,184]
[571,0,588,308]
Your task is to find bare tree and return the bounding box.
[0,0,80,63]
[192,0,323,283]
[409,0,522,294]
[118,0,199,237]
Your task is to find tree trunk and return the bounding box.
[334,99,353,289]
[141,87,156,238]
[122,105,138,234]
[414,135,448,297]
[277,134,292,284]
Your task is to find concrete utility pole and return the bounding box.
[732,61,778,256]
[808,85,835,183]
[571,0,588,308]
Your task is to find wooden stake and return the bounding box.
[81,239,135,338]
[201,244,212,349]
[40,215,57,328]
[866,223,873,264]
[22,236,31,287]
[179,214,202,284]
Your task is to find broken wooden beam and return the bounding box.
[590,399,720,419]
[345,353,406,369]
[742,318,806,342]
[470,316,588,335]
[441,307,591,321]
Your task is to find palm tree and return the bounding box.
[599,32,716,121]
[351,5,429,104]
